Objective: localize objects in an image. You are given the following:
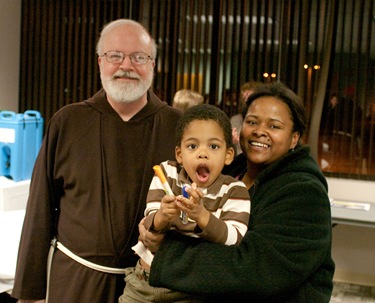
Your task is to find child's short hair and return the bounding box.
[172,89,204,112]
[176,104,233,149]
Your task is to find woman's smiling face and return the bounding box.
[240,96,300,166]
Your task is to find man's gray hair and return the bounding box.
[96,19,157,58]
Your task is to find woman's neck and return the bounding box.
[241,162,264,189]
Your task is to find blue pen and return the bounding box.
[181,186,189,224]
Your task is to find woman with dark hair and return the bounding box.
[141,82,335,303]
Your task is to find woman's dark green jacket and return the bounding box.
[150,145,335,303]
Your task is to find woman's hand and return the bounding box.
[138,218,165,253]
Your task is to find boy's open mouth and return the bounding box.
[196,164,210,183]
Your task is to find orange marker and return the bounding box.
[153,165,188,224]
[153,165,173,195]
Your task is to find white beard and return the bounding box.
[101,70,153,103]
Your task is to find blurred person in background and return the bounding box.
[230,81,263,155]
[172,89,204,112]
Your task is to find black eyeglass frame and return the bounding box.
[101,50,154,65]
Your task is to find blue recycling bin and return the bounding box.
[0,110,44,181]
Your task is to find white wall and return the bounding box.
[327,177,375,286]
[0,0,21,112]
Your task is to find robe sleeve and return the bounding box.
[12,116,60,299]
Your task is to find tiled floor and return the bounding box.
[330,282,375,303]
[2,282,374,302]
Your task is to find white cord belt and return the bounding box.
[54,239,126,274]
[46,238,124,302]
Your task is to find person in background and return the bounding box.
[230,81,263,155]
[12,19,181,303]
[172,89,204,112]
[362,98,375,170]
[320,93,340,169]
[320,87,363,168]
[119,104,250,302]
[142,82,335,302]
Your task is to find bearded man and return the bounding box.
[12,19,182,303]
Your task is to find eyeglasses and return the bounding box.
[101,51,154,65]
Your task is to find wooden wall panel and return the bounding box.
[19,0,375,178]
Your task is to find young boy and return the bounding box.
[119,104,251,303]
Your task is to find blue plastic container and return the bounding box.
[0,110,44,181]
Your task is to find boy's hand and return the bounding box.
[153,195,180,231]
[176,183,210,228]
[159,194,181,220]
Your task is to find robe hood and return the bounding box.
[84,88,172,121]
